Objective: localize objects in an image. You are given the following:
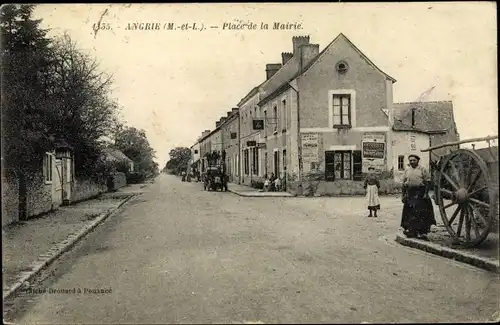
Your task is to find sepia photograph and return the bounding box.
[1,2,499,324]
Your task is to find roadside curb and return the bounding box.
[395,233,500,274]
[227,189,292,198]
[2,194,137,301]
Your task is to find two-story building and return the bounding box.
[220,108,240,183]
[247,33,397,193]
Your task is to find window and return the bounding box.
[244,149,249,175]
[252,148,259,175]
[334,151,352,180]
[273,105,278,134]
[264,110,268,137]
[398,155,405,171]
[282,149,287,172]
[43,153,53,183]
[332,94,351,127]
[336,61,349,74]
[282,99,287,132]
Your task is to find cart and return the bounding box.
[421,135,499,248]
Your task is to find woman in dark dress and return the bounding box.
[400,154,437,238]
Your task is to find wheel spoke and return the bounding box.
[465,154,473,189]
[443,201,457,209]
[457,157,466,188]
[467,204,481,238]
[456,208,465,238]
[464,206,471,242]
[442,173,460,191]
[470,203,489,227]
[449,160,462,187]
[469,186,488,198]
[441,188,453,198]
[448,205,462,225]
[469,198,490,209]
[467,169,482,192]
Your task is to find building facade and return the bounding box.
[220,108,240,183]
[192,33,459,194]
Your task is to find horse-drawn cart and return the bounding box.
[421,135,499,248]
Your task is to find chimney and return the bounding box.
[215,121,221,128]
[227,111,232,117]
[220,117,227,124]
[299,44,319,72]
[281,52,293,65]
[265,63,282,80]
[201,130,210,138]
[232,107,239,113]
[292,36,310,56]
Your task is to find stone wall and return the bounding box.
[26,172,53,217]
[2,174,19,226]
[287,178,402,197]
[72,177,108,203]
[2,172,53,227]
[107,172,127,191]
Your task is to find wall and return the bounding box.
[72,177,108,203]
[239,92,262,185]
[2,174,19,226]
[108,172,127,191]
[2,171,53,226]
[26,171,53,217]
[392,131,431,183]
[297,35,390,129]
[221,113,240,183]
[287,178,402,197]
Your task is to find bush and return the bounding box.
[126,172,147,184]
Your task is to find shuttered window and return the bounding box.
[352,150,363,181]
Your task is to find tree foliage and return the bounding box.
[1,4,120,180]
[1,4,55,175]
[166,147,191,173]
[113,126,158,180]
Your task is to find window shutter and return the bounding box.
[352,150,363,181]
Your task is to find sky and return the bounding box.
[33,2,498,166]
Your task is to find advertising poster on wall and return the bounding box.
[301,133,319,162]
[362,132,386,173]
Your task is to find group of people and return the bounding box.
[263,173,284,192]
[363,153,436,239]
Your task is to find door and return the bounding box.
[264,152,268,177]
[273,151,279,177]
[325,151,335,181]
[53,159,63,207]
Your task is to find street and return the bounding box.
[5,174,499,324]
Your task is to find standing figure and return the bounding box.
[364,166,380,217]
[400,154,437,238]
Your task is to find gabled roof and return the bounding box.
[392,101,456,134]
[102,147,133,163]
[258,33,397,106]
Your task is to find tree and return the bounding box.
[45,33,120,179]
[1,4,55,175]
[1,4,57,220]
[166,147,192,174]
[113,126,157,181]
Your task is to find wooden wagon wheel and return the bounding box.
[436,149,496,248]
